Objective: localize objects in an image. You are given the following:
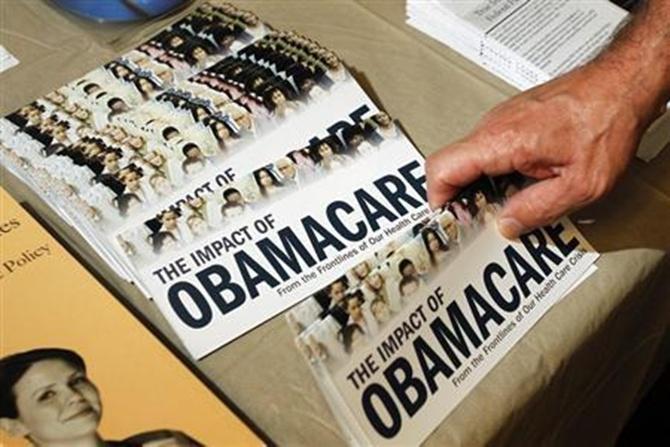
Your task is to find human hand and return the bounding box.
[426,63,662,239]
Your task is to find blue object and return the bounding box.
[53,0,190,22]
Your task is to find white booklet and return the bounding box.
[287,176,599,445]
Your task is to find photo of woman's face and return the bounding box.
[123,172,141,191]
[353,261,370,279]
[169,36,184,48]
[12,359,101,444]
[138,78,155,94]
[146,152,165,168]
[128,135,145,150]
[271,89,286,106]
[441,218,459,241]
[426,231,440,253]
[258,170,273,187]
[366,273,383,291]
[192,47,208,62]
[328,282,346,304]
[318,143,333,158]
[215,123,230,141]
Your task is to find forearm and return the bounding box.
[589,0,670,128]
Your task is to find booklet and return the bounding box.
[0,0,428,357]
[0,187,266,446]
[286,176,599,445]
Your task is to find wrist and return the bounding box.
[586,2,670,129]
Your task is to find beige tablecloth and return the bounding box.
[1,1,668,445]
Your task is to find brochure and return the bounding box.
[0,187,266,446]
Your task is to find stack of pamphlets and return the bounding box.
[0,1,600,444]
[406,0,670,161]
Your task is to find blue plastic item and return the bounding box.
[53,0,190,22]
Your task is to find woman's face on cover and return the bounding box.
[276,159,296,179]
[353,261,370,279]
[157,70,173,84]
[401,262,416,278]
[372,301,391,324]
[318,143,333,159]
[426,231,440,253]
[195,107,208,121]
[401,279,420,297]
[329,282,346,304]
[234,113,252,130]
[188,196,204,209]
[63,102,77,114]
[161,211,178,230]
[27,109,41,124]
[73,107,90,121]
[110,127,127,142]
[138,78,154,94]
[215,123,230,141]
[188,216,207,235]
[346,299,363,321]
[325,53,340,69]
[103,152,119,170]
[114,65,130,78]
[192,47,208,62]
[123,172,141,191]
[12,359,101,444]
[441,218,459,241]
[146,152,165,168]
[128,135,145,150]
[52,127,67,143]
[375,112,392,127]
[366,273,383,291]
[169,36,184,48]
[271,89,286,106]
[258,169,273,187]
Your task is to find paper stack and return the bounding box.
[406,0,669,160]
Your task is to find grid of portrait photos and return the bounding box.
[0,0,370,286]
[287,173,525,370]
[0,10,350,225]
[115,111,401,266]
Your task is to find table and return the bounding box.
[1,1,668,445]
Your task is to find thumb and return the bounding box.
[497,177,575,239]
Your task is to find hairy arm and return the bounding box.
[426,0,670,238]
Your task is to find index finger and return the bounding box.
[425,138,514,209]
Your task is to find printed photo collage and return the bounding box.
[0,1,270,224]
[0,1,361,286]
[0,11,352,230]
[117,111,401,266]
[287,173,525,371]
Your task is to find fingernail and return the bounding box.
[497,217,524,239]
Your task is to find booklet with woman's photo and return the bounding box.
[0,187,267,447]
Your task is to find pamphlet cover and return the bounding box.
[0,187,264,446]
